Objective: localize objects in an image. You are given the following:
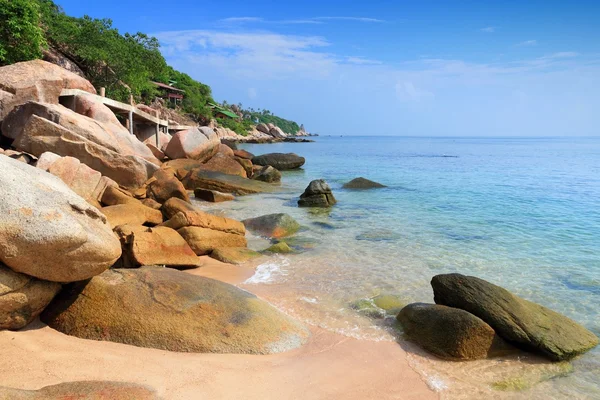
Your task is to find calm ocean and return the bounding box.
[199,136,600,398]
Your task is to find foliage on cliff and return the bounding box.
[0,0,46,64]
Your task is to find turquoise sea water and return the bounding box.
[201,136,600,398]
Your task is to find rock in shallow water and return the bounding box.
[398,303,510,360]
[243,213,300,238]
[298,179,337,208]
[252,153,305,170]
[0,155,121,282]
[41,267,309,354]
[0,380,160,399]
[342,177,387,189]
[431,273,599,361]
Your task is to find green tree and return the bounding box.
[0,0,46,65]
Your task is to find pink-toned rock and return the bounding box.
[0,60,95,123]
[218,143,235,157]
[146,143,165,160]
[37,153,102,202]
[234,149,254,160]
[164,127,220,161]
[146,169,190,204]
[198,153,247,178]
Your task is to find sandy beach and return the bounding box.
[0,257,437,400]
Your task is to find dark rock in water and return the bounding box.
[312,221,336,230]
[0,381,159,399]
[243,213,300,238]
[277,236,318,252]
[182,169,275,195]
[41,267,308,354]
[252,153,305,170]
[263,242,294,254]
[343,177,387,189]
[350,299,386,319]
[298,179,336,207]
[431,273,599,361]
[398,303,510,360]
[252,165,282,183]
[356,229,401,242]
[221,140,238,150]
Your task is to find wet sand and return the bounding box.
[0,258,437,400]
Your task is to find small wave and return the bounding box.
[244,257,289,284]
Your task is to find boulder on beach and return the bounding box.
[164,127,220,162]
[194,188,235,203]
[252,153,305,170]
[0,380,160,400]
[101,185,142,207]
[398,303,509,360]
[146,169,189,204]
[252,165,282,183]
[4,102,160,189]
[243,213,301,239]
[160,198,245,235]
[0,59,95,123]
[0,264,61,330]
[343,177,387,189]
[233,149,254,160]
[298,179,337,207]
[431,273,600,361]
[101,203,164,228]
[114,225,202,270]
[197,153,247,177]
[178,227,247,255]
[210,247,261,265]
[41,267,309,354]
[0,155,121,282]
[182,169,276,195]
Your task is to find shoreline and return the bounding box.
[0,257,437,400]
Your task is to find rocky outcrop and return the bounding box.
[194,188,235,203]
[3,102,160,189]
[178,227,247,255]
[256,123,270,134]
[432,273,599,361]
[0,60,95,123]
[0,264,61,330]
[252,165,281,183]
[243,213,300,239]
[182,169,275,195]
[164,127,220,161]
[252,153,305,170]
[298,179,337,207]
[210,247,261,265]
[0,381,160,400]
[41,267,309,353]
[101,203,164,227]
[269,126,287,139]
[146,169,189,204]
[398,303,508,360]
[114,225,202,270]
[343,177,387,189]
[0,155,121,282]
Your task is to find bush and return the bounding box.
[0,0,46,65]
[216,117,253,136]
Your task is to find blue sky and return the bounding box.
[56,0,600,136]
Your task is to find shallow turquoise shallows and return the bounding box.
[202,136,599,397]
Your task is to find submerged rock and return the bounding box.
[343,177,387,189]
[41,267,309,354]
[252,153,305,170]
[432,273,599,361]
[0,264,61,330]
[298,179,337,208]
[264,242,294,254]
[372,294,405,314]
[398,303,509,360]
[0,380,160,399]
[243,213,300,239]
[0,155,121,282]
[350,299,386,319]
[252,165,282,183]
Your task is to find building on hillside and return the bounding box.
[208,102,240,119]
[152,81,185,105]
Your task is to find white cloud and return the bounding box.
[481,26,495,33]
[218,16,384,25]
[345,56,382,65]
[313,16,384,23]
[517,40,537,46]
[543,52,579,59]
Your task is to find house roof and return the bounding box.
[208,103,239,119]
[152,81,185,93]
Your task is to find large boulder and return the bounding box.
[0,60,95,123]
[298,179,337,207]
[198,153,247,177]
[101,203,164,228]
[269,126,287,139]
[256,123,270,134]
[164,127,220,161]
[101,185,141,207]
[343,177,387,189]
[182,169,276,195]
[178,227,247,255]
[41,267,308,354]
[0,381,159,399]
[0,155,121,282]
[146,169,189,204]
[252,153,305,170]
[0,264,61,330]
[243,213,300,238]
[114,225,202,270]
[252,165,281,183]
[4,102,160,189]
[398,303,508,360]
[432,273,599,361]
